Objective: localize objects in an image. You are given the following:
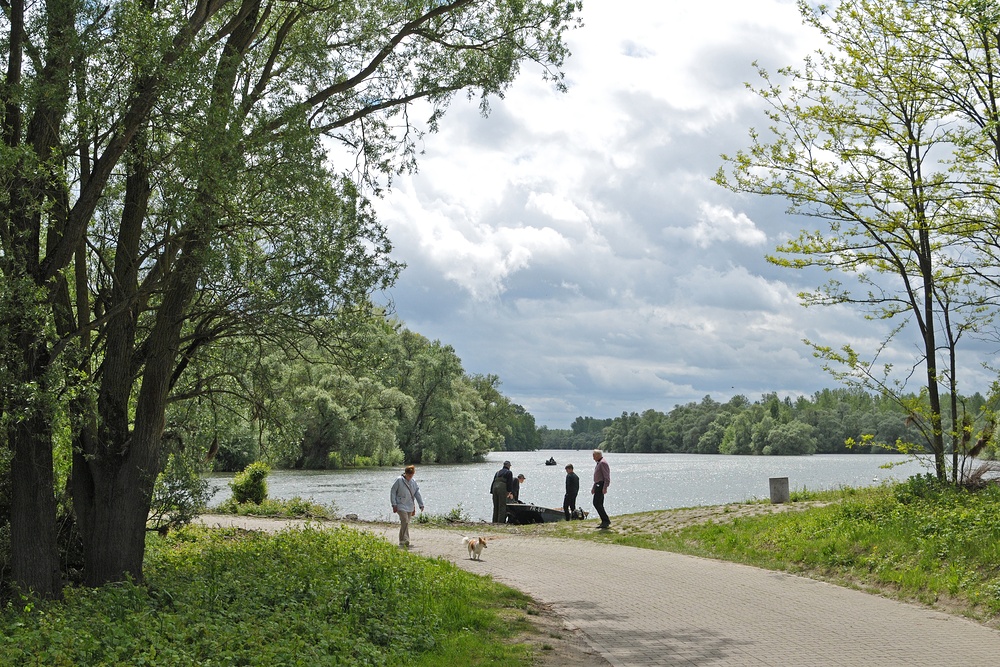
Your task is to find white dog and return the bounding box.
[463,535,488,560]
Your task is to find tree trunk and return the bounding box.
[8,338,61,599]
[72,448,155,586]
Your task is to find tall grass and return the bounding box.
[0,526,536,666]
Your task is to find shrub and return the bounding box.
[149,453,213,533]
[215,496,336,519]
[230,462,270,505]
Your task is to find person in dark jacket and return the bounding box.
[563,464,580,520]
[490,461,514,523]
[592,449,611,529]
[512,474,525,501]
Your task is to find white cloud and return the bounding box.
[526,192,589,224]
[663,203,768,249]
[367,0,988,428]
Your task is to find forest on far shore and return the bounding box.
[528,389,998,459]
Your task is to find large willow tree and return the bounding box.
[0,0,580,597]
[716,0,1000,482]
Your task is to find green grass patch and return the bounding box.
[0,526,538,666]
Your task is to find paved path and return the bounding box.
[199,516,1000,666]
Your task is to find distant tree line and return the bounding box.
[539,390,997,458]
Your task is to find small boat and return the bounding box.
[544,457,557,466]
[505,500,565,524]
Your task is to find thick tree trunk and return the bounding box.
[8,339,61,599]
[72,449,156,586]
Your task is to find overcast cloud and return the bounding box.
[368,0,997,428]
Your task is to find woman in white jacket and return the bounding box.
[390,465,424,548]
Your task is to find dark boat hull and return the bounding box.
[506,502,565,524]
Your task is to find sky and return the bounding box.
[369,0,997,429]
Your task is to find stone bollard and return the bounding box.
[769,477,790,504]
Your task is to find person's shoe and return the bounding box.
[598,522,611,530]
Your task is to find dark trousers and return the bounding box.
[563,493,578,520]
[593,482,610,525]
[492,483,508,523]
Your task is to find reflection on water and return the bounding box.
[205,451,929,523]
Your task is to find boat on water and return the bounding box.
[544,457,557,466]
[505,500,564,524]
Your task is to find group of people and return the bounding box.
[489,460,523,522]
[490,449,611,529]
[389,449,612,549]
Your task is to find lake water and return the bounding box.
[206,451,930,523]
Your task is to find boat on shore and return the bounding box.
[505,500,565,524]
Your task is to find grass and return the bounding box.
[0,525,539,666]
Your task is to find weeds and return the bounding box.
[0,526,536,666]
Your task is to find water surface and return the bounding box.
[207,451,928,522]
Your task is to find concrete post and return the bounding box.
[769,477,790,504]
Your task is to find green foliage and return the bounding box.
[714,0,1000,480]
[2,0,582,593]
[415,504,473,525]
[230,462,270,505]
[0,527,538,665]
[585,388,945,457]
[214,496,337,519]
[148,454,213,533]
[391,331,501,464]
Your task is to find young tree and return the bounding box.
[1,0,581,594]
[716,0,996,481]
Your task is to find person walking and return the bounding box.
[390,465,424,548]
[512,474,525,501]
[563,464,580,520]
[591,449,611,529]
[491,461,514,523]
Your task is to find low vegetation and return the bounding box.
[0,526,539,666]
[213,495,337,519]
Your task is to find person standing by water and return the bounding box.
[390,465,424,548]
[591,449,611,529]
[563,464,580,520]
[512,474,525,501]
[491,461,514,523]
